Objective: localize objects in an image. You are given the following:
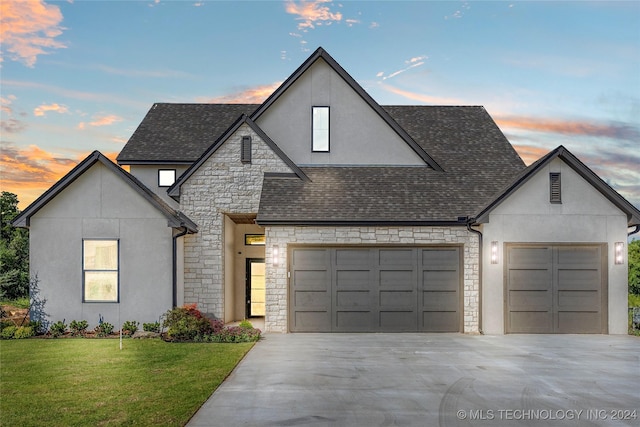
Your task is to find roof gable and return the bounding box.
[167,114,309,199]
[12,151,198,231]
[474,145,640,225]
[251,47,443,170]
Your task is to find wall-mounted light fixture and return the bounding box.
[614,242,624,265]
[273,245,279,266]
[491,241,499,264]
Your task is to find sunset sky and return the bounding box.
[1,0,639,211]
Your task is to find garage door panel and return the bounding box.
[557,247,600,265]
[506,244,605,334]
[558,291,600,309]
[335,248,370,265]
[423,270,459,291]
[422,311,459,332]
[380,290,414,306]
[557,311,601,333]
[336,310,372,331]
[290,246,461,332]
[380,311,416,330]
[422,291,458,310]
[509,311,552,333]
[508,290,551,308]
[293,311,331,331]
[421,248,459,267]
[508,269,551,290]
[379,249,414,266]
[557,269,600,290]
[336,270,370,288]
[508,247,551,265]
[336,290,370,307]
[380,270,414,287]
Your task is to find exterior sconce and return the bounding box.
[491,241,499,264]
[273,245,279,266]
[614,242,624,265]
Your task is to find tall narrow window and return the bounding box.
[550,172,561,203]
[241,136,252,163]
[83,240,119,302]
[312,106,329,152]
[158,169,176,187]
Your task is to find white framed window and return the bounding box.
[312,106,329,152]
[83,239,119,302]
[158,169,176,187]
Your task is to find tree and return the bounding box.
[630,239,640,295]
[0,192,29,299]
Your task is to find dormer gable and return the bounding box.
[252,48,443,170]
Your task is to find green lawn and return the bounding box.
[0,338,254,426]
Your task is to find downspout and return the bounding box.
[466,219,484,335]
[628,225,640,237]
[172,227,188,308]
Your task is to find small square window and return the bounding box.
[312,106,329,152]
[83,239,119,302]
[158,169,176,187]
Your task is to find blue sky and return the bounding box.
[1,0,639,210]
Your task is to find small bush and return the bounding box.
[143,321,161,333]
[13,325,34,339]
[95,322,114,337]
[238,319,253,329]
[207,326,261,343]
[1,325,17,339]
[49,320,67,337]
[162,304,217,341]
[69,320,89,336]
[121,320,139,336]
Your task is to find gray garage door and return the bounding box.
[506,244,606,334]
[289,247,461,332]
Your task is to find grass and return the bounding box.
[0,296,30,309]
[0,338,254,426]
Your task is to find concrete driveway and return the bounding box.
[187,334,639,426]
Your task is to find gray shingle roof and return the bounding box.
[257,106,526,224]
[117,104,257,163]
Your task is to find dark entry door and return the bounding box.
[246,259,265,318]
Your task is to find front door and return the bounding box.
[246,259,265,318]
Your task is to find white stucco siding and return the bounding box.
[256,59,424,166]
[482,158,629,334]
[29,163,175,329]
[128,164,189,209]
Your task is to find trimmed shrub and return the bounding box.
[162,304,216,341]
[95,322,114,337]
[49,320,67,337]
[1,325,17,339]
[69,320,89,336]
[13,325,34,339]
[121,320,139,336]
[143,321,161,333]
[238,319,253,329]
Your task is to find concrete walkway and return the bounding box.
[187,334,640,426]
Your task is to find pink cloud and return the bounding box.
[77,114,123,129]
[285,0,342,30]
[34,103,69,117]
[380,83,466,105]
[199,83,283,104]
[0,0,67,67]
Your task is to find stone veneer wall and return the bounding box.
[265,226,480,333]
[179,124,294,318]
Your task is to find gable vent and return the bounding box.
[241,136,252,163]
[550,172,561,203]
